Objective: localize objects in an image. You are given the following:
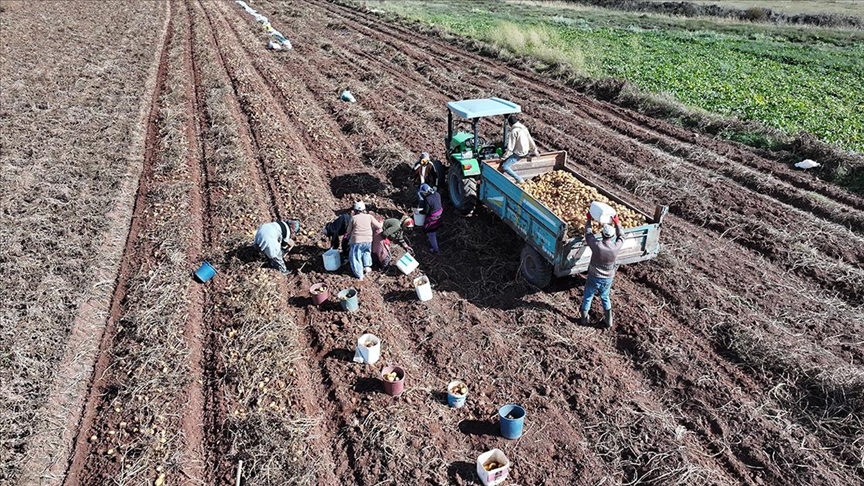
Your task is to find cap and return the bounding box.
[601,224,615,238]
[421,152,430,162]
[353,201,366,212]
[419,183,431,194]
[404,218,414,228]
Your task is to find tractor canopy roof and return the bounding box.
[447,97,521,120]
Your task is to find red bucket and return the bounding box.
[310,283,329,306]
[381,365,405,397]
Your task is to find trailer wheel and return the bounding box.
[520,245,553,288]
[448,164,477,215]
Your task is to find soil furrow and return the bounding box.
[191,1,349,482]
[14,2,173,484]
[177,0,208,482]
[64,3,175,483]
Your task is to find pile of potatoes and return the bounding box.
[522,170,645,238]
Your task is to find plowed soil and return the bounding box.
[5,0,862,485]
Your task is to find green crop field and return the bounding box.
[644,0,864,17]
[363,0,864,153]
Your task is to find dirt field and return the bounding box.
[2,0,862,485]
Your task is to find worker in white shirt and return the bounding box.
[499,115,539,184]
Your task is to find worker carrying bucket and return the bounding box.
[254,218,300,275]
[578,207,624,328]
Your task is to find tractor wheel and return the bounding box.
[448,164,477,215]
[520,245,553,288]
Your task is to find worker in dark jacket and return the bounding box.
[578,213,624,328]
[372,216,414,270]
[322,212,351,255]
[254,218,300,274]
[412,152,439,204]
[381,216,414,253]
[418,184,443,253]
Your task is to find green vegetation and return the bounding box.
[365,0,864,152]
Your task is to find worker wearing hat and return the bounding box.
[417,184,444,253]
[412,152,439,204]
[347,201,383,279]
[499,115,539,185]
[254,218,301,274]
[372,215,415,270]
[578,213,624,328]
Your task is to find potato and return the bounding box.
[522,170,645,238]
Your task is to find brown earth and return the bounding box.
[3,0,863,485]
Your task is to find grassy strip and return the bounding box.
[565,0,864,28]
[351,0,864,189]
[189,2,323,483]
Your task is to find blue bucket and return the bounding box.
[447,381,468,408]
[194,261,217,283]
[337,288,359,312]
[498,404,525,439]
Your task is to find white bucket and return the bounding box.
[589,201,616,224]
[412,207,426,226]
[323,249,341,271]
[476,449,510,486]
[396,253,419,275]
[414,275,432,302]
[356,333,380,364]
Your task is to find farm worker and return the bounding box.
[372,216,415,269]
[322,212,352,256]
[418,184,444,253]
[499,115,539,184]
[254,218,301,275]
[347,201,383,280]
[578,213,625,329]
[412,152,439,204]
[381,216,414,255]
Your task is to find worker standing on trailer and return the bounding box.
[418,184,444,253]
[578,213,624,328]
[254,218,301,275]
[499,115,539,184]
[347,201,383,280]
[412,152,439,204]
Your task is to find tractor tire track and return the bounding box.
[177,0,208,482]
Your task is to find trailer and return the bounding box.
[478,151,667,287]
[443,97,667,288]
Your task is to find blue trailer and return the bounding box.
[479,151,667,287]
[445,98,667,288]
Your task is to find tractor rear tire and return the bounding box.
[448,164,477,215]
[520,245,553,288]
